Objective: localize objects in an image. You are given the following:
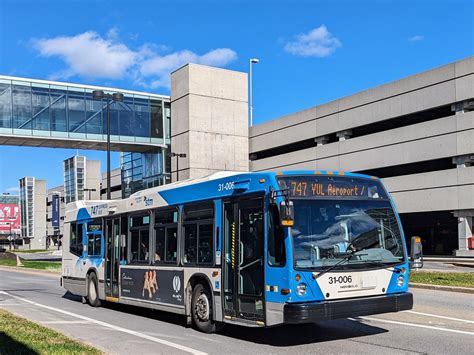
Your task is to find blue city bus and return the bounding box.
[61,171,422,333]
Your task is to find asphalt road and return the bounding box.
[0,268,473,355]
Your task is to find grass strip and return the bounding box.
[0,309,101,354]
[0,258,61,272]
[410,271,474,288]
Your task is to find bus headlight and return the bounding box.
[296,283,307,296]
[397,275,405,287]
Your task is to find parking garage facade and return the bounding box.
[249,57,474,256]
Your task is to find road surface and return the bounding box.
[0,268,473,354]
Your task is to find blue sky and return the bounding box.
[0,0,473,193]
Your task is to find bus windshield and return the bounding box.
[277,176,405,270]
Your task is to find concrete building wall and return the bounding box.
[251,112,474,173]
[170,64,249,181]
[249,56,474,255]
[85,160,101,200]
[32,179,47,249]
[250,57,473,150]
[101,168,122,200]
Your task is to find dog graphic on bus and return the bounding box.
[142,271,158,299]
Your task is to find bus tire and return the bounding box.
[191,283,216,333]
[87,273,101,307]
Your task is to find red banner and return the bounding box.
[0,204,21,232]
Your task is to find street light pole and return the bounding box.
[249,58,259,127]
[106,98,111,200]
[92,90,124,200]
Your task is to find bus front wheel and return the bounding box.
[87,273,101,307]
[191,283,216,333]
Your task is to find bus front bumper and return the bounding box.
[284,292,413,324]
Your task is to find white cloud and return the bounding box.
[284,25,342,57]
[408,35,424,42]
[139,48,237,88]
[32,30,237,88]
[34,31,136,80]
[5,186,19,193]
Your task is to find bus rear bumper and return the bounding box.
[284,292,413,324]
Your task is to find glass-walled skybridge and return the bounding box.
[0,75,170,152]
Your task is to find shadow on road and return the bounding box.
[62,291,186,327]
[217,319,387,346]
[62,291,388,346]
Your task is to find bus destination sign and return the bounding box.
[277,176,387,199]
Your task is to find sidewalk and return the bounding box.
[410,282,474,294]
[14,251,62,262]
[424,256,474,263]
[420,259,474,273]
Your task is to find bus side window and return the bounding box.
[183,202,214,266]
[129,214,150,263]
[121,215,128,263]
[87,219,102,257]
[268,205,286,266]
[70,222,83,256]
[154,208,178,265]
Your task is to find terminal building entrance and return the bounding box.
[400,211,458,255]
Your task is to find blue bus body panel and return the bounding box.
[157,172,275,206]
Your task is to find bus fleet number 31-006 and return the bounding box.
[218,182,235,191]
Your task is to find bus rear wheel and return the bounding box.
[87,273,101,307]
[191,283,216,333]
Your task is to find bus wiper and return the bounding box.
[313,233,378,280]
[312,251,356,280]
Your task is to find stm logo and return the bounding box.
[172,275,181,293]
[144,197,154,206]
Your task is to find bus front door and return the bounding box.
[105,218,120,299]
[223,197,265,323]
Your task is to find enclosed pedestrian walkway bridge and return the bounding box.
[0,75,170,152]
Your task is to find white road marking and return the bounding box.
[4,292,207,355]
[0,291,8,295]
[41,320,90,325]
[405,310,474,324]
[356,316,474,336]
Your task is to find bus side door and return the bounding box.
[223,196,265,322]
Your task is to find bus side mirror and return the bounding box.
[410,236,423,269]
[280,200,294,227]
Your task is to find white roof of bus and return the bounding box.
[128,171,244,198]
[65,171,250,216]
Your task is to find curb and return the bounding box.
[0,265,61,278]
[451,263,474,269]
[409,282,474,294]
